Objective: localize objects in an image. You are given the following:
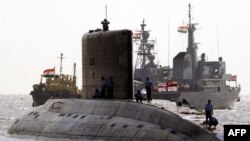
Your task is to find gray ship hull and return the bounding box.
[178,91,240,110]
[152,89,240,109]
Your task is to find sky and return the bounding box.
[1,0,250,95]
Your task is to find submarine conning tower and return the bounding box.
[82,19,133,99]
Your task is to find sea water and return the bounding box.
[0,94,249,141]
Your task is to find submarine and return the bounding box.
[8,19,221,141]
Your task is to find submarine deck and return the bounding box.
[8,98,223,141]
[140,99,223,141]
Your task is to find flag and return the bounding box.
[133,32,142,39]
[43,68,55,77]
[177,26,188,33]
[231,75,237,81]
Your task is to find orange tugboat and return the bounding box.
[30,53,81,107]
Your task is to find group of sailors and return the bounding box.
[93,76,154,104]
[93,76,114,99]
[93,76,219,129]
[134,77,153,103]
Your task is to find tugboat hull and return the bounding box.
[30,91,81,107]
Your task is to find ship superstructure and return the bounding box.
[153,4,241,109]
[133,19,169,84]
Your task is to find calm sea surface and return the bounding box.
[0,94,250,140]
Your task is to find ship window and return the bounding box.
[122,124,128,128]
[217,87,221,92]
[214,68,219,74]
[89,56,95,66]
[59,113,65,117]
[80,115,86,119]
[137,124,144,128]
[73,115,79,118]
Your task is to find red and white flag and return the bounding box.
[43,68,55,77]
[177,26,188,33]
[231,75,237,81]
[133,32,142,39]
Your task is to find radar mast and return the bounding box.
[134,19,156,69]
[58,53,66,76]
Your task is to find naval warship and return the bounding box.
[152,4,241,110]
[30,53,81,107]
[133,19,170,91]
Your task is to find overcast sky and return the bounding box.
[1,0,250,95]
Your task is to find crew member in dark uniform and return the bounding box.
[145,77,153,102]
[101,76,107,98]
[205,99,213,124]
[107,76,114,98]
[101,19,110,31]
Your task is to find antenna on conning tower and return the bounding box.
[101,4,110,31]
[105,4,107,19]
[58,53,66,76]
